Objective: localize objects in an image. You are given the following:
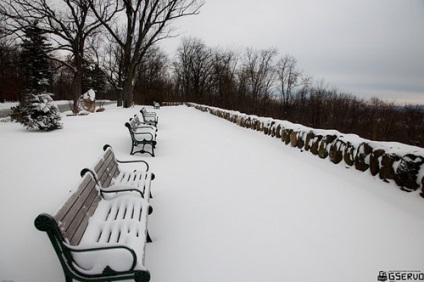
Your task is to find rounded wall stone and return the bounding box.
[421,177,424,198]
[275,125,282,138]
[290,131,298,147]
[297,132,305,149]
[318,141,328,159]
[394,154,424,191]
[354,142,373,171]
[369,149,385,176]
[304,132,315,151]
[379,154,399,181]
[343,143,355,166]
[329,140,345,164]
[282,129,292,145]
[310,135,323,156]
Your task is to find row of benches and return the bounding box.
[35,107,160,282]
[125,108,159,157]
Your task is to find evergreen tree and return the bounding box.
[20,21,52,95]
[11,21,62,131]
[21,93,63,131]
[82,62,107,99]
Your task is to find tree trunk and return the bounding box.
[122,63,137,108]
[72,71,82,113]
[122,76,134,108]
[116,90,123,107]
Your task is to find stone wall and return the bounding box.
[186,103,424,197]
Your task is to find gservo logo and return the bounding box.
[378,270,424,281]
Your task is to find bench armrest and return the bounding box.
[141,108,157,117]
[100,187,145,199]
[136,124,156,131]
[80,168,146,198]
[125,123,155,140]
[143,113,157,118]
[133,131,155,141]
[117,159,150,172]
[103,144,150,172]
[64,243,139,273]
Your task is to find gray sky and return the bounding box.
[160,0,424,104]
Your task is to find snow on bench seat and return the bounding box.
[74,194,151,275]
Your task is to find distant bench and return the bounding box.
[153,102,160,109]
[140,107,158,127]
[34,145,154,282]
[125,115,157,157]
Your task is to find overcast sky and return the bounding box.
[160,0,424,104]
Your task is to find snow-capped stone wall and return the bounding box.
[185,103,424,197]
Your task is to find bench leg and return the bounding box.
[143,187,153,199]
[130,142,136,155]
[132,143,155,157]
[147,230,152,243]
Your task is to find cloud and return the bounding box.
[161,0,424,104]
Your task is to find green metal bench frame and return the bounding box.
[34,170,152,281]
[125,119,157,157]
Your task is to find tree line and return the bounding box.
[0,0,203,111]
[170,38,424,148]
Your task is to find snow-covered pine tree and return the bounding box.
[23,93,63,131]
[11,21,62,131]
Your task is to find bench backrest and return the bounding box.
[53,173,101,245]
[133,114,141,125]
[93,147,120,188]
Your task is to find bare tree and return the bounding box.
[0,0,103,113]
[403,105,424,147]
[0,23,22,102]
[173,37,213,102]
[135,46,170,104]
[276,54,302,118]
[89,0,204,107]
[209,47,239,108]
[241,47,277,113]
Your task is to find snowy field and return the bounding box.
[1,104,424,282]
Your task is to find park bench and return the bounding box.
[153,102,160,109]
[34,171,153,282]
[131,114,158,134]
[125,117,157,157]
[140,107,158,127]
[81,144,155,199]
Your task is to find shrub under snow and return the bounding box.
[11,93,63,131]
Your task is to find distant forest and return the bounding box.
[1,33,423,147]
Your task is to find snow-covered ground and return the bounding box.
[1,104,424,282]
[0,102,17,110]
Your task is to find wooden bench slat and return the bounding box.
[56,176,100,242]
[95,157,111,187]
[70,196,101,245]
[55,175,92,221]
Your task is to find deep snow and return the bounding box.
[1,104,424,282]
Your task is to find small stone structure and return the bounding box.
[81,89,96,113]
